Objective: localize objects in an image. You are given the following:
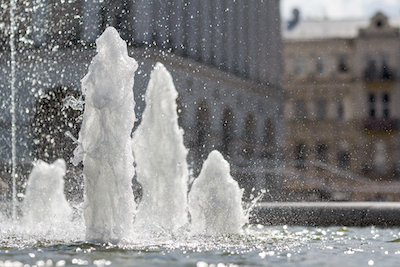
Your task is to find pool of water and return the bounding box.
[1,224,400,267]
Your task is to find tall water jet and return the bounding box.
[132,62,189,232]
[22,159,72,230]
[72,27,138,242]
[9,0,17,221]
[188,150,247,235]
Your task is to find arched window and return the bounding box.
[262,118,275,158]
[222,108,234,157]
[196,100,210,159]
[49,0,82,46]
[244,113,256,158]
[32,86,83,201]
[100,0,132,41]
[338,150,350,170]
[33,86,81,162]
[295,143,307,169]
[176,96,185,127]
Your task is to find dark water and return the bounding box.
[1,225,400,266]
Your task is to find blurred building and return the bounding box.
[0,0,284,201]
[282,12,400,201]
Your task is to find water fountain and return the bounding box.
[189,150,247,235]
[71,27,137,242]
[132,62,189,233]
[22,159,72,231]
[2,26,400,267]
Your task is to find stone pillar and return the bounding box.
[212,0,223,67]
[170,0,184,53]
[248,0,258,81]
[31,0,48,45]
[82,0,100,43]
[185,0,198,57]
[236,1,246,77]
[153,0,168,47]
[134,0,153,44]
[225,0,235,71]
[199,0,212,63]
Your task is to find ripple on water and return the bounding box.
[1,226,400,266]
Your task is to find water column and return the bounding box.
[9,0,17,221]
[72,27,137,242]
[132,63,189,233]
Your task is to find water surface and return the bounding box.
[1,225,400,266]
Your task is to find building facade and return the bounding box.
[0,0,284,201]
[282,12,400,201]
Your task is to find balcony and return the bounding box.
[363,118,398,132]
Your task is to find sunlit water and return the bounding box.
[1,225,400,267]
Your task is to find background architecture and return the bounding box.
[282,11,400,201]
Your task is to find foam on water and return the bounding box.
[132,62,189,233]
[72,27,138,242]
[188,150,247,235]
[22,159,72,231]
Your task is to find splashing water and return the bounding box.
[189,150,247,235]
[72,27,138,242]
[6,26,247,246]
[132,62,189,233]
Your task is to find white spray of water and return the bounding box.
[188,150,247,235]
[22,159,72,230]
[72,27,138,242]
[132,62,189,232]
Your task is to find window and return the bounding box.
[222,108,234,157]
[338,55,348,73]
[368,92,391,119]
[264,118,275,147]
[338,151,350,170]
[383,93,390,118]
[315,99,327,121]
[244,113,256,158]
[176,96,184,126]
[382,60,394,80]
[196,100,210,158]
[294,100,306,120]
[365,57,378,80]
[316,57,324,75]
[337,99,344,120]
[369,93,376,118]
[33,86,82,162]
[316,144,328,164]
[295,143,307,168]
[295,57,305,76]
[262,118,275,159]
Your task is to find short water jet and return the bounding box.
[188,150,247,235]
[22,159,72,229]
